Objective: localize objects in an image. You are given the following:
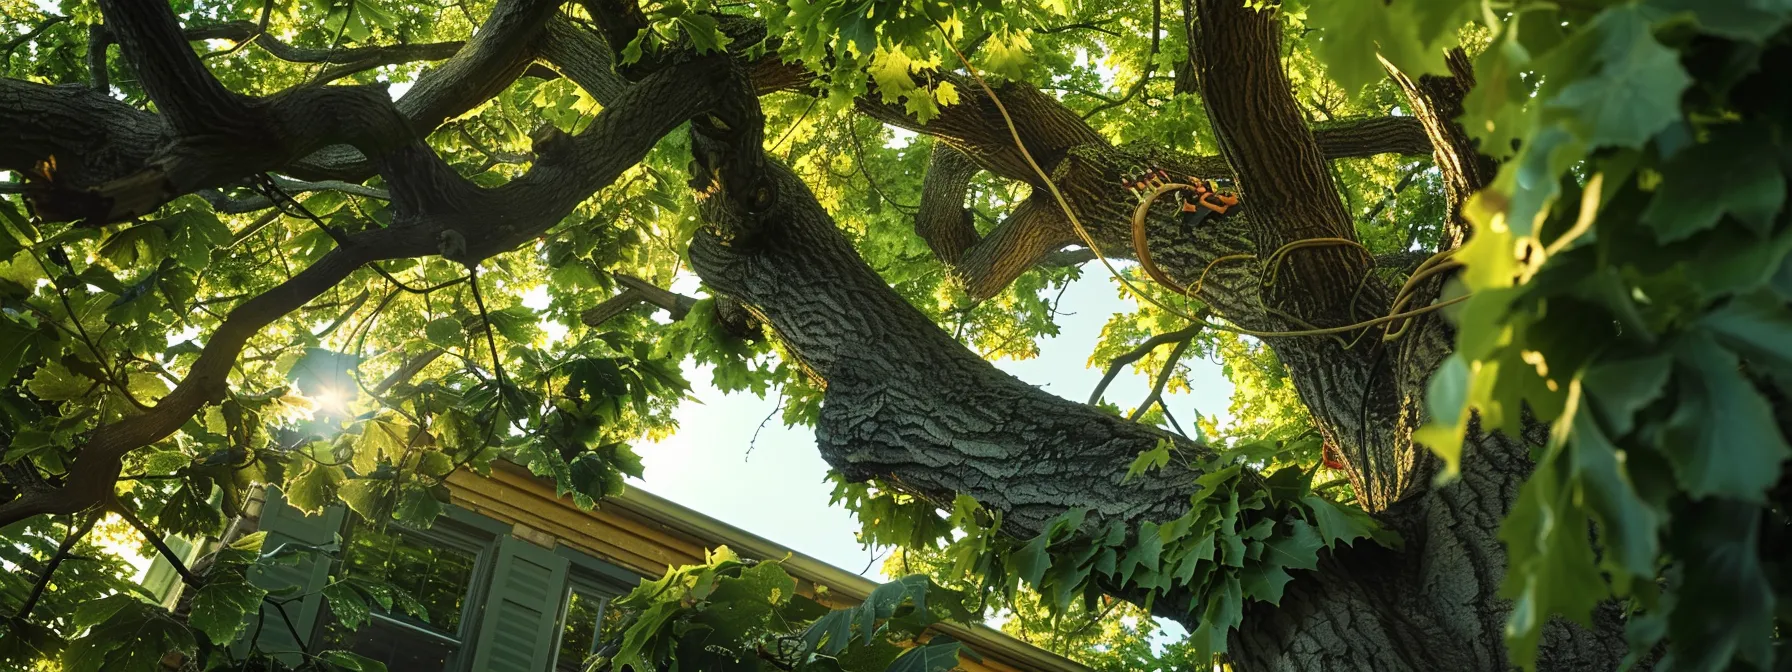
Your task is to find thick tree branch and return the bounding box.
[1191,0,1370,319]
[200,176,391,214]
[581,274,699,326]
[953,197,1080,299]
[3,0,565,224]
[1186,0,1420,509]
[0,54,727,528]
[1312,116,1431,159]
[1383,49,1494,250]
[683,127,1457,665]
[691,147,1207,546]
[178,20,464,82]
[95,0,247,136]
[913,142,983,264]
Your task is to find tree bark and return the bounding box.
[0,1,1640,668]
[687,145,1629,671]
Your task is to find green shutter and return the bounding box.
[141,534,200,608]
[240,486,344,664]
[470,535,570,672]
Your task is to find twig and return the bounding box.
[745,392,786,461]
[1,15,69,60]
[254,175,464,294]
[848,121,919,212]
[1359,164,1425,223]
[1128,337,1188,422]
[17,512,102,618]
[466,265,509,396]
[1080,0,1160,119]
[1088,322,1205,405]
[110,497,196,586]
[1157,399,1189,437]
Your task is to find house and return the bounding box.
[189,460,1094,672]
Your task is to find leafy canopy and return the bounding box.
[0,0,1789,671]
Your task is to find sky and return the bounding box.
[30,12,1213,640]
[627,264,1234,642]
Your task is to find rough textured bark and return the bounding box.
[686,143,1628,670]
[0,1,1641,669]
[1384,48,1497,249]
[0,0,728,524]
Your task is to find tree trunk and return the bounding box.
[687,140,1631,670]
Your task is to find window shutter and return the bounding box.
[470,535,570,672]
[241,486,344,664]
[141,534,199,608]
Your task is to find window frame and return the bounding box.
[309,506,507,672]
[549,547,639,670]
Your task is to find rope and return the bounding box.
[936,31,1465,342]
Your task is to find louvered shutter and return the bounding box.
[469,535,570,672]
[241,486,344,664]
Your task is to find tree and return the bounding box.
[0,0,1788,670]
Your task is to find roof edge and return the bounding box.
[490,462,1094,672]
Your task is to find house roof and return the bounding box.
[457,461,1095,672]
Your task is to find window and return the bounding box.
[554,587,626,671]
[246,487,643,672]
[313,514,490,672]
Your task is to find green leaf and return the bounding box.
[1700,290,1792,385]
[414,450,454,478]
[1307,0,1467,94]
[484,306,541,344]
[1499,454,1607,668]
[425,317,464,348]
[1113,521,1161,586]
[1548,6,1691,149]
[1124,439,1172,483]
[318,650,388,672]
[1581,353,1672,436]
[392,483,442,524]
[1259,519,1323,572]
[1563,409,1659,594]
[324,580,372,630]
[1300,495,1377,550]
[1663,331,1792,501]
[1665,498,1776,670]
[187,576,267,644]
[1238,560,1294,606]
[338,478,391,519]
[1641,124,1786,240]
[613,601,681,670]
[0,315,42,387]
[159,481,225,537]
[802,608,856,655]
[1010,531,1053,588]
[64,601,195,672]
[1645,0,1792,42]
[26,362,94,401]
[885,638,971,672]
[353,415,409,474]
[72,594,136,631]
[284,464,345,515]
[166,208,232,270]
[1186,574,1243,660]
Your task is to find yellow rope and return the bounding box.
[1263,237,1371,288]
[1193,253,1256,296]
[936,31,1465,342]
